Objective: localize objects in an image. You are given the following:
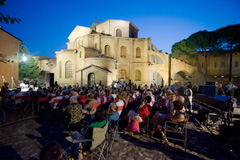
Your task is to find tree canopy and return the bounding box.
[19,55,41,80]
[171,24,240,59]
[0,0,21,24]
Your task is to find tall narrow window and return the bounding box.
[135,70,141,81]
[79,51,81,58]
[136,47,141,58]
[120,46,126,58]
[202,63,205,68]
[95,43,97,49]
[234,62,238,68]
[214,62,217,68]
[59,61,62,78]
[65,61,73,79]
[120,69,126,79]
[105,45,110,56]
[221,62,225,68]
[153,55,155,63]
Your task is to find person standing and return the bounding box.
[225,81,238,97]
[217,83,225,96]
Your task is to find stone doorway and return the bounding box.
[88,73,95,87]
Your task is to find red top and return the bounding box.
[138,105,152,123]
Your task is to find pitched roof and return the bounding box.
[0,27,23,42]
[77,64,112,73]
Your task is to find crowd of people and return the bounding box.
[0,80,237,160]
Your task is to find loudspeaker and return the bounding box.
[199,85,217,96]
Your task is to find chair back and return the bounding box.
[15,96,26,100]
[90,121,108,151]
[38,97,49,102]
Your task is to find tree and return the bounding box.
[0,0,21,24]
[19,55,41,80]
[213,24,240,81]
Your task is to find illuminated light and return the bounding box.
[234,76,237,78]
[221,76,224,78]
[230,149,233,152]
[22,55,27,62]
[214,76,217,78]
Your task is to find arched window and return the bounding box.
[59,61,62,78]
[65,61,73,79]
[88,73,95,87]
[105,45,110,56]
[116,29,122,37]
[120,69,126,79]
[135,70,141,81]
[136,47,141,58]
[120,46,126,58]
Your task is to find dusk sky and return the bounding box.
[1,0,240,58]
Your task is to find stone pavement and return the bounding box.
[0,113,238,160]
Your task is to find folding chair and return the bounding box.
[107,119,120,152]
[139,114,150,139]
[14,96,26,113]
[38,97,49,113]
[66,121,109,160]
[164,114,190,151]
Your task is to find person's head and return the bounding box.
[229,81,232,85]
[70,96,78,104]
[187,85,192,89]
[171,94,177,102]
[108,103,117,113]
[87,93,94,100]
[218,83,222,88]
[71,91,78,97]
[16,88,21,93]
[4,82,9,87]
[177,96,185,103]
[95,108,107,122]
[116,94,122,101]
[144,96,152,104]
[173,100,184,111]
[39,142,62,160]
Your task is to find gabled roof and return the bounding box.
[0,27,23,42]
[98,19,139,31]
[77,64,112,73]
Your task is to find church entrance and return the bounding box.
[88,73,95,87]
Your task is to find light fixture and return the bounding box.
[221,76,224,78]
[22,55,27,62]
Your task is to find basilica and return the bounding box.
[54,19,165,87]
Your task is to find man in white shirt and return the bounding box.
[225,81,238,97]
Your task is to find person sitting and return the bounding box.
[72,108,107,160]
[84,93,97,115]
[39,141,63,160]
[155,100,185,144]
[125,96,152,132]
[106,103,120,127]
[150,93,176,129]
[65,96,82,132]
[11,88,24,105]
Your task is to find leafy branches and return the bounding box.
[171,24,240,59]
[0,0,21,24]
[19,55,41,80]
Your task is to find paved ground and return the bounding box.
[0,111,238,160]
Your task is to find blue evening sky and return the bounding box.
[1,0,240,58]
